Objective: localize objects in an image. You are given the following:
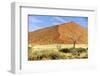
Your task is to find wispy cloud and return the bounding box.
[53,17,66,23]
[29,16,88,32]
[29,24,43,32]
[29,17,42,23]
[51,22,61,25]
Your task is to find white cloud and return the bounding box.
[29,25,43,32]
[53,17,66,23]
[52,22,60,25]
[29,17,42,23]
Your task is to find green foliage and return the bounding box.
[59,48,71,53]
[75,48,87,53]
[59,47,87,53]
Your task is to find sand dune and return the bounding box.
[28,22,88,44]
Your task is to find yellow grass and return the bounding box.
[28,44,88,60]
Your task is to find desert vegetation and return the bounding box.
[28,44,88,60]
[28,21,88,61]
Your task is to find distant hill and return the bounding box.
[28,22,88,45]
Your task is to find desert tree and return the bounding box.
[64,22,87,49]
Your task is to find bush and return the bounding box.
[76,48,87,53]
[28,50,64,60]
[49,53,61,59]
[68,48,87,53]
[59,48,71,53]
[86,48,88,50]
[56,44,61,50]
[28,47,88,60]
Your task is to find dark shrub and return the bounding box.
[59,48,71,53]
[69,48,78,55]
[28,46,32,50]
[75,48,87,53]
[68,48,87,56]
[50,54,60,59]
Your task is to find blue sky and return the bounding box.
[28,15,88,32]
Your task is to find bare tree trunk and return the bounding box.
[73,41,76,49]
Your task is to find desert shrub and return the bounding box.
[69,48,87,53]
[41,50,61,60]
[28,50,64,60]
[75,48,87,53]
[59,48,71,53]
[49,53,60,59]
[28,46,32,51]
[28,47,88,61]
[68,48,78,55]
[56,44,61,50]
